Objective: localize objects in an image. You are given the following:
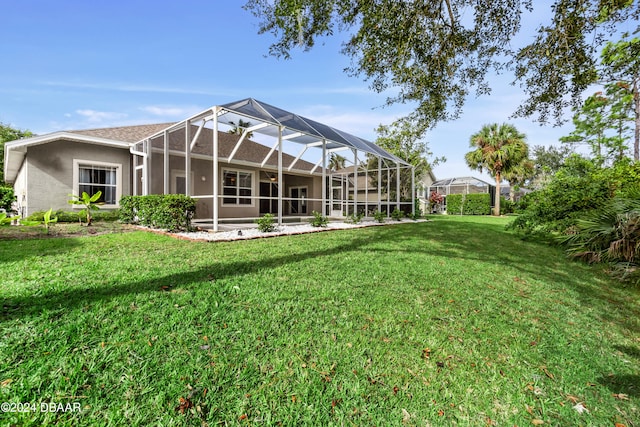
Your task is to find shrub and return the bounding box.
[43,208,58,234]
[446,193,491,215]
[0,186,16,212]
[428,191,444,213]
[119,195,196,231]
[0,212,13,226]
[560,196,640,285]
[68,191,102,225]
[446,194,463,215]
[413,198,423,219]
[508,155,611,235]
[256,213,276,232]
[391,207,404,221]
[309,210,328,227]
[345,212,364,224]
[118,196,138,223]
[464,194,491,215]
[372,209,386,223]
[500,197,515,215]
[408,211,422,220]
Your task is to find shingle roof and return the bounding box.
[69,123,176,143]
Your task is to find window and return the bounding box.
[223,169,253,205]
[170,170,194,195]
[73,160,121,206]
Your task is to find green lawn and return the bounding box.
[1,216,638,426]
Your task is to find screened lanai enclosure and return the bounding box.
[130,99,414,231]
[428,176,496,213]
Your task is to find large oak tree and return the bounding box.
[244,0,639,131]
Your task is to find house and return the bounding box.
[427,176,496,213]
[499,185,531,202]
[331,166,435,216]
[4,98,415,230]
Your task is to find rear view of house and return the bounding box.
[4,98,415,230]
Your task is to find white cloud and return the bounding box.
[297,104,411,140]
[139,105,203,118]
[40,80,236,97]
[75,109,127,123]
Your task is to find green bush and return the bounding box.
[0,212,14,226]
[446,193,491,215]
[256,213,276,232]
[345,212,364,224]
[500,197,515,215]
[412,198,423,219]
[372,209,386,223]
[446,194,463,215]
[560,196,640,285]
[309,210,328,227]
[391,207,404,221]
[0,186,15,211]
[119,195,196,231]
[508,155,612,235]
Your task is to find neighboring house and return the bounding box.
[417,169,437,214]
[499,185,531,202]
[331,164,427,216]
[428,176,496,213]
[4,98,414,230]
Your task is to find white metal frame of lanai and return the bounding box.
[130,98,415,232]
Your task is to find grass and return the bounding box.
[0,216,638,426]
[0,221,131,240]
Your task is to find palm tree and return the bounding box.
[328,153,347,171]
[465,123,529,215]
[228,119,253,139]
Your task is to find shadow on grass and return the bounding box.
[0,230,377,321]
[597,373,640,397]
[361,218,640,336]
[2,218,639,340]
[0,237,80,264]
[615,344,640,360]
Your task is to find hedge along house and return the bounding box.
[129,98,415,231]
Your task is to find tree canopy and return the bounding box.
[1,123,33,185]
[244,0,639,131]
[600,36,640,160]
[560,84,633,164]
[529,144,574,189]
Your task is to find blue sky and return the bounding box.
[1,1,585,182]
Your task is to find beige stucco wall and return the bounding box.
[25,140,131,216]
[148,153,322,219]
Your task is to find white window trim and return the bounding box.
[221,168,255,207]
[72,159,122,208]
